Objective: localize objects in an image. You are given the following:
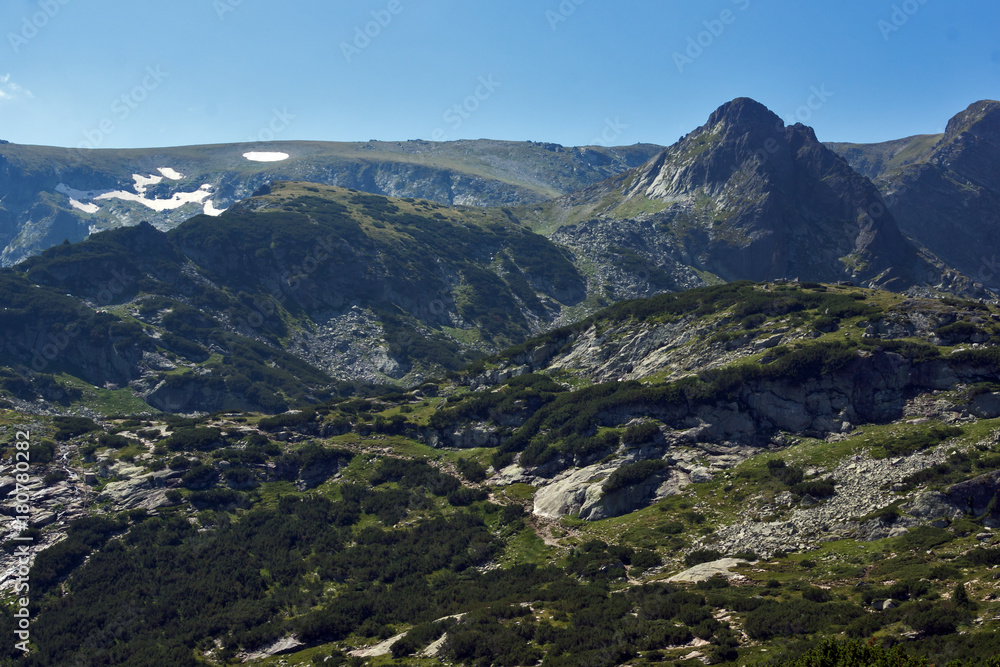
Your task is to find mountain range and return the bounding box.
[0,98,997,415]
[0,138,660,266]
[1,97,1000,666]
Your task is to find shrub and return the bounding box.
[456,457,488,483]
[897,526,953,551]
[43,470,69,484]
[792,480,836,498]
[29,439,57,464]
[630,549,662,571]
[684,549,723,567]
[803,586,832,603]
[744,599,862,640]
[168,455,191,470]
[163,427,224,452]
[603,460,667,494]
[447,487,488,506]
[181,464,216,489]
[622,422,661,446]
[52,416,100,440]
[787,638,930,666]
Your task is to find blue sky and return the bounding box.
[0,0,997,149]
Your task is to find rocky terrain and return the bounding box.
[1,281,1000,665]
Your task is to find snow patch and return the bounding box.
[132,173,163,194]
[56,183,112,200]
[58,172,216,214]
[69,198,99,214]
[157,167,184,180]
[243,151,289,162]
[203,200,227,217]
[95,187,212,212]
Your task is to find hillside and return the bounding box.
[0,181,593,414]
[2,281,1000,665]
[0,139,661,266]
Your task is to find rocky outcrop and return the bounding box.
[945,471,1000,517]
[693,431,994,559]
[97,468,183,510]
[667,558,751,583]
[533,462,617,519]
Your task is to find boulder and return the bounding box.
[970,392,1000,418]
[30,511,57,528]
[667,558,749,583]
[533,462,614,519]
[689,467,714,484]
[97,469,178,510]
[945,471,1000,516]
[907,491,963,522]
[579,470,679,521]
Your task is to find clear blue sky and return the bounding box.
[1,0,997,149]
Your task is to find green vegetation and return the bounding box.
[3,275,1000,665]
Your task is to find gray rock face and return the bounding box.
[908,491,965,522]
[667,558,750,583]
[549,98,959,294]
[531,458,686,521]
[945,471,1000,516]
[971,392,1000,418]
[533,462,615,519]
[97,469,181,510]
[689,467,714,484]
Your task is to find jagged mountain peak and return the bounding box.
[630,98,828,203]
[944,99,1000,139]
[705,96,785,135]
[538,98,969,292]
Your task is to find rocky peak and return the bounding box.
[944,99,1000,140]
[705,96,785,138]
[631,98,838,204]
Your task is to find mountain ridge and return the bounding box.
[827,99,1000,291]
[0,138,662,266]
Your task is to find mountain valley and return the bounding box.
[0,98,999,666]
